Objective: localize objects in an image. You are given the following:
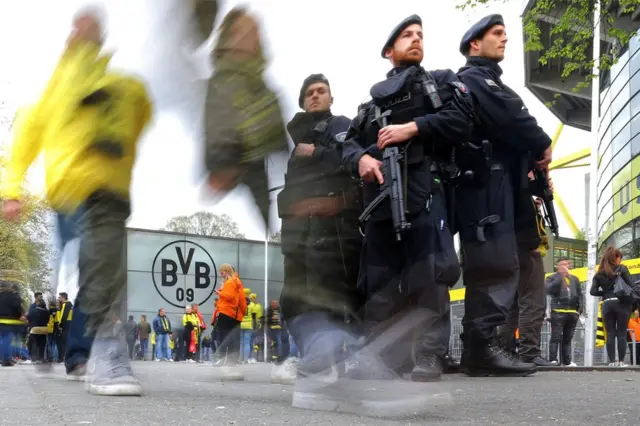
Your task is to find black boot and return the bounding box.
[463,340,537,377]
[442,353,460,374]
[411,353,442,382]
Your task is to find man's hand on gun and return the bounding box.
[377,122,418,149]
[358,154,384,184]
[536,147,552,171]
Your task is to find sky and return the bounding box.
[0,0,590,241]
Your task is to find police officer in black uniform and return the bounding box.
[277,74,362,375]
[342,15,473,382]
[455,14,552,376]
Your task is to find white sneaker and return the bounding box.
[168,358,174,362]
[564,362,577,367]
[249,358,257,364]
[271,357,298,385]
[549,360,558,366]
[22,360,33,365]
[608,362,617,367]
[86,338,142,396]
[618,362,628,367]
[213,365,244,381]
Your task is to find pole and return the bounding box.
[264,158,269,363]
[584,0,601,367]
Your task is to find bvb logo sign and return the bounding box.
[152,240,218,308]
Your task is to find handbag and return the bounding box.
[613,269,635,302]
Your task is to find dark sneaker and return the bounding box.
[464,343,537,377]
[35,361,55,378]
[411,353,442,382]
[66,364,88,381]
[1,360,13,367]
[442,354,460,374]
[86,338,142,396]
[527,356,554,367]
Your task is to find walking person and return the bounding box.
[590,246,640,366]
[212,264,246,380]
[545,257,583,366]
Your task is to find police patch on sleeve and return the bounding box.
[451,81,468,94]
[335,131,347,143]
[485,79,499,88]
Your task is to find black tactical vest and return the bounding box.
[363,66,439,164]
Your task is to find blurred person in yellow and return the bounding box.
[1,6,152,396]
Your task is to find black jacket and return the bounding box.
[343,66,473,221]
[0,283,23,321]
[28,305,50,328]
[457,57,552,249]
[546,272,583,314]
[590,265,638,301]
[278,110,355,253]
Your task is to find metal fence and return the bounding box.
[448,317,636,365]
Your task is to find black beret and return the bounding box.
[459,14,504,56]
[380,14,422,58]
[298,73,330,108]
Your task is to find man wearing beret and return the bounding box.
[274,74,362,385]
[341,14,473,386]
[455,14,553,376]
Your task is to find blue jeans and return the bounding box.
[139,338,148,360]
[240,330,253,361]
[203,346,211,361]
[55,208,95,372]
[289,334,298,358]
[46,335,58,361]
[0,331,12,362]
[156,334,171,360]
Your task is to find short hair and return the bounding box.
[557,257,570,263]
[158,308,164,313]
[59,292,68,299]
[128,315,134,320]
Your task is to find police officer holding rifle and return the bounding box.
[342,14,474,382]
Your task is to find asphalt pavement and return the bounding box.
[1,361,639,426]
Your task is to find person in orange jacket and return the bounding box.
[212,264,246,380]
[627,308,640,366]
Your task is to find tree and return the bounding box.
[574,228,587,240]
[268,232,281,243]
[458,0,640,93]
[0,197,53,298]
[163,211,246,238]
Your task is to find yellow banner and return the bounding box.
[450,257,640,302]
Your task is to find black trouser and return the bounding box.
[280,214,362,363]
[126,338,135,360]
[55,328,69,362]
[456,167,518,349]
[359,197,458,371]
[603,299,632,363]
[29,334,47,362]
[627,342,640,365]
[548,312,579,364]
[500,249,545,360]
[216,314,241,364]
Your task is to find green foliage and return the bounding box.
[268,232,281,243]
[163,211,246,239]
[574,227,587,240]
[458,0,640,91]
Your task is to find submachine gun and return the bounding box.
[530,168,560,239]
[358,107,411,241]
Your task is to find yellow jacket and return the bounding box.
[1,41,152,212]
[241,301,263,330]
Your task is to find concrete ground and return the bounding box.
[1,361,639,426]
